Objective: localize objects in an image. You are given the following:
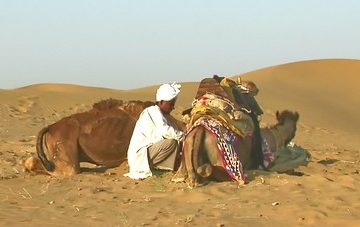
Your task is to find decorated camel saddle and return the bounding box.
[182,76,265,183]
[184,75,262,138]
[174,76,308,186]
[194,76,262,115]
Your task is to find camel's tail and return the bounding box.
[36,126,55,172]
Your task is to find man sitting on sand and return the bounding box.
[124,82,185,180]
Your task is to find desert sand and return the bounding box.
[0,59,359,226]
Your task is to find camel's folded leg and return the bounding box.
[171,160,188,183]
[21,156,46,174]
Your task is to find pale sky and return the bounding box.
[1,0,360,89]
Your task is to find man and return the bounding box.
[124,82,185,180]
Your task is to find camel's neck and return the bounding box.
[268,123,291,151]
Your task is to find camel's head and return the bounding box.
[276,110,300,145]
[93,98,124,110]
[122,100,155,119]
[92,99,155,119]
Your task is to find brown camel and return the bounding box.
[172,110,300,188]
[23,99,155,176]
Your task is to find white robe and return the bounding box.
[124,105,184,179]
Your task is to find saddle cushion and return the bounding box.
[190,92,254,138]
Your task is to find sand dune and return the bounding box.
[239,59,360,136]
[0,59,359,226]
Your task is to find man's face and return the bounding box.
[158,99,176,114]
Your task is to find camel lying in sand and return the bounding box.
[171,75,309,187]
[172,110,300,187]
[22,99,159,176]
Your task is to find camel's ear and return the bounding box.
[276,111,280,121]
[294,112,299,121]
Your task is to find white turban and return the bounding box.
[156,82,181,102]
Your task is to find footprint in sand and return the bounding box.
[0,104,8,116]
[8,96,39,118]
[68,103,92,114]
